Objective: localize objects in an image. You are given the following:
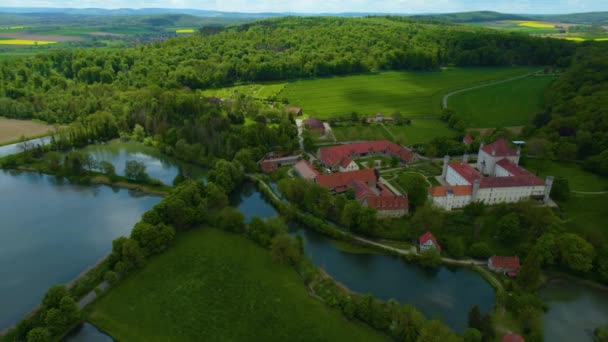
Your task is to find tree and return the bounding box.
[467,305,482,331]
[497,212,520,243]
[217,207,245,233]
[124,160,148,182]
[204,182,229,209]
[58,296,80,325]
[44,308,65,335]
[248,217,287,247]
[480,313,495,341]
[26,327,50,342]
[556,233,595,273]
[270,234,302,266]
[130,222,175,257]
[99,161,116,177]
[463,328,482,342]
[419,248,442,268]
[417,319,460,342]
[550,177,570,201]
[207,159,243,193]
[469,242,493,259]
[594,323,608,342]
[598,249,608,284]
[302,130,315,153]
[518,254,543,291]
[132,124,145,142]
[114,238,145,273]
[399,173,428,209]
[42,285,68,309]
[104,270,119,286]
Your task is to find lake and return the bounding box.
[541,278,608,341]
[290,224,496,332]
[0,170,161,329]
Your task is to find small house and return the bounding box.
[303,118,325,133]
[419,231,441,252]
[488,256,520,277]
[293,160,319,180]
[285,106,303,116]
[502,333,525,342]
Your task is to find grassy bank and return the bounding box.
[88,228,389,342]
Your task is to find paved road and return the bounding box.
[78,281,109,309]
[295,119,304,150]
[442,71,542,109]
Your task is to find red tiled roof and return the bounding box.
[428,185,473,197]
[293,160,319,180]
[340,157,354,168]
[316,169,376,191]
[304,118,325,131]
[350,179,378,200]
[503,333,525,342]
[463,134,473,145]
[318,141,414,167]
[260,160,277,173]
[483,138,517,157]
[377,183,395,197]
[449,162,482,184]
[285,106,302,114]
[419,231,441,252]
[480,175,544,188]
[490,256,520,270]
[366,196,408,211]
[495,159,533,177]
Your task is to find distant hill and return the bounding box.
[530,12,608,24]
[411,11,527,23]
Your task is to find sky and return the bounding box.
[2,0,608,14]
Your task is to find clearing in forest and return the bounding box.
[0,118,54,144]
[449,75,554,127]
[281,67,536,119]
[88,228,388,342]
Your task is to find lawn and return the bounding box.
[280,67,537,119]
[559,194,608,242]
[201,82,287,101]
[522,160,608,192]
[332,120,455,146]
[88,228,388,342]
[332,124,392,142]
[449,75,555,128]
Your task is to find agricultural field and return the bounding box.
[449,75,555,128]
[0,118,55,144]
[477,20,608,41]
[201,82,287,100]
[281,67,537,119]
[88,228,388,342]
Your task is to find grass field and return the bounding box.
[449,75,555,127]
[175,28,195,33]
[281,67,536,119]
[0,39,56,45]
[201,82,287,100]
[0,118,54,144]
[88,228,388,342]
[523,160,608,192]
[332,119,455,146]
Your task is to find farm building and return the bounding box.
[293,160,319,180]
[502,333,525,342]
[285,106,303,116]
[429,139,554,210]
[258,153,299,174]
[419,231,441,252]
[488,256,520,277]
[316,169,377,193]
[363,196,408,218]
[317,141,415,171]
[303,118,325,133]
[339,158,359,172]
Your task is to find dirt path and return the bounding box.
[442,71,542,109]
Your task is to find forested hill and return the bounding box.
[0,16,575,123]
[411,11,527,23]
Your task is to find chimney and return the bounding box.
[442,155,450,179]
[544,176,554,203]
[472,179,481,201]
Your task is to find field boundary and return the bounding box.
[442,70,542,109]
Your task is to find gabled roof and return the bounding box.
[490,256,520,270]
[318,141,414,167]
[502,333,524,342]
[350,179,378,200]
[463,134,473,145]
[293,160,319,180]
[480,176,544,188]
[482,138,517,157]
[316,169,376,190]
[366,196,408,211]
[449,162,481,184]
[428,185,473,197]
[495,159,533,177]
[303,118,325,130]
[419,231,441,251]
[260,160,277,173]
[340,157,354,168]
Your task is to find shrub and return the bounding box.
[26,327,50,342]
[270,234,303,266]
[469,242,493,259]
[104,271,119,286]
[419,248,442,268]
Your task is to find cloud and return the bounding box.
[2,0,607,14]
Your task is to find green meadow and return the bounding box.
[332,119,455,145]
[449,75,554,128]
[88,228,388,342]
[281,67,536,119]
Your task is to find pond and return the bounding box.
[541,278,608,342]
[0,136,52,158]
[0,170,162,330]
[81,141,206,185]
[230,181,278,223]
[290,224,496,332]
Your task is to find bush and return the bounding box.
[419,248,442,268]
[130,222,175,257]
[217,207,245,233]
[469,242,493,259]
[270,234,303,266]
[26,327,50,342]
[104,270,119,286]
[42,285,68,309]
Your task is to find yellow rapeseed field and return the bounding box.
[176,29,195,33]
[0,39,56,45]
[517,21,555,28]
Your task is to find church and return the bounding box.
[428,139,554,211]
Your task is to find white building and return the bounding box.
[338,158,360,172]
[419,231,441,252]
[429,139,554,210]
